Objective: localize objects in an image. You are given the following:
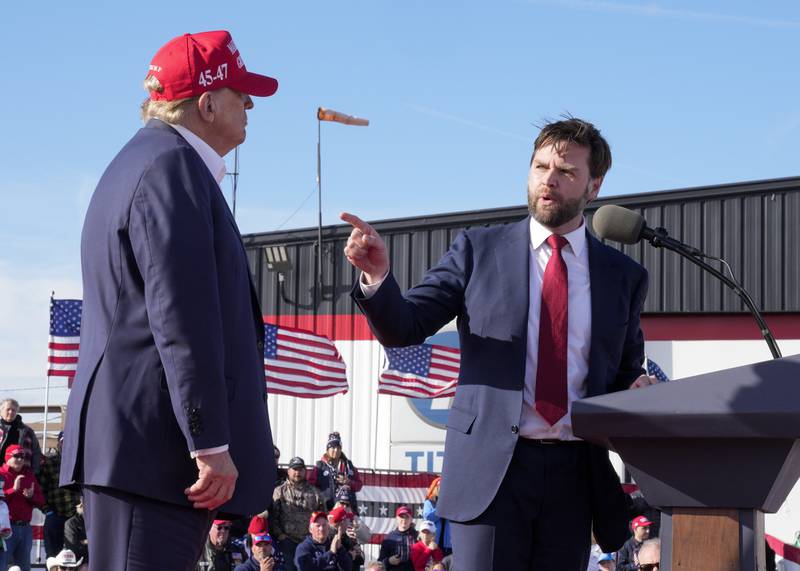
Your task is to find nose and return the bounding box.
[243,94,254,110]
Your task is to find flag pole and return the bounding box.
[43,292,54,454]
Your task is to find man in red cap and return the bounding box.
[235,533,285,571]
[59,30,279,570]
[294,512,353,571]
[1,444,44,571]
[617,515,653,571]
[378,506,416,570]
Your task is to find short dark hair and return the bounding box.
[531,117,612,179]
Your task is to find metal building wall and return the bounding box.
[244,176,800,316]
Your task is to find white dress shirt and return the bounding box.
[520,217,592,440]
[360,217,593,440]
[166,120,229,458]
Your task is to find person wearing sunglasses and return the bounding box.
[0,445,44,571]
[636,539,659,571]
[196,519,248,570]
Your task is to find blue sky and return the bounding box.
[2,0,799,398]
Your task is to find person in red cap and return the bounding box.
[59,29,280,570]
[294,512,353,571]
[617,515,653,571]
[326,506,363,567]
[378,506,416,570]
[196,518,248,570]
[235,533,284,571]
[1,444,44,571]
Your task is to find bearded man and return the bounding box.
[341,117,658,570]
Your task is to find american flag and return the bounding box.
[379,344,459,399]
[646,357,670,383]
[48,299,82,387]
[264,323,349,398]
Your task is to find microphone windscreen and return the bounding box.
[592,205,645,244]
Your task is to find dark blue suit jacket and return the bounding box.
[60,120,275,515]
[354,217,647,548]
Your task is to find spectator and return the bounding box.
[378,505,416,571]
[309,432,363,511]
[196,519,248,570]
[411,520,444,571]
[422,478,451,556]
[272,457,326,571]
[63,498,88,566]
[0,486,10,570]
[333,488,372,544]
[328,506,364,567]
[427,564,445,571]
[39,431,80,558]
[45,548,85,570]
[0,400,42,475]
[1,444,44,571]
[294,511,352,571]
[366,563,386,571]
[636,538,659,571]
[235,533,285,571]
[617,516,652,571]
[597,552,616,571]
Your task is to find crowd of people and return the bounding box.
[0,396,785,571]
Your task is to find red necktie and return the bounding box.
[535,234,569,425]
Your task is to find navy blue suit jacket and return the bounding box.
[61,120,275,515]
[354,217,647,547]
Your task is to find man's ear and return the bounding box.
[197,92,215,123]
[588,175,604,201]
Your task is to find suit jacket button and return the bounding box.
[511,425,519,434]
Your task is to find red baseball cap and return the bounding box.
[212,519,232,526]
[396,505,413,518]
[329,506,354,524]
[631,515,653,530]
[146,30,278,101]
[309,511,327,525]
[4,445,25,462]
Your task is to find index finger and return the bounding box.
[340,212,375,236]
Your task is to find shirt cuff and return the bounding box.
[359,270,389,299]
[190,444,229,459]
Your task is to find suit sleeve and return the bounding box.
[128,147,230,451]
[611,266,649,393]
[353,230,472,347]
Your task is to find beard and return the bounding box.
[527,183,591,228]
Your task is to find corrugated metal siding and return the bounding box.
[244,176,800,315]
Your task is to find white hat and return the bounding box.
[47,549,83,569]
[418,520,437,534]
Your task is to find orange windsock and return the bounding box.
[317,107,369,126]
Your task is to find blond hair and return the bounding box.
[140,75,199,124]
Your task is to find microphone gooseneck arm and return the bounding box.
[644,227,782,359]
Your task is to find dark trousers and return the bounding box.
[451,439,593,571]
[278,538,299,571]
[83,485,216,571]
[44,512,70,558]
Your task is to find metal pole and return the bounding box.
[43,292,53,453]
[317,118,323,307]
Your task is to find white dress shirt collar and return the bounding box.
[529,215,587,257]
[167,122,227,186]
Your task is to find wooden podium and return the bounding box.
[572,354,800,571]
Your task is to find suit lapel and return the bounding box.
[494,217,532,343]
[587,232,620,396]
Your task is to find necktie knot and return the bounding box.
[546,234,568,252]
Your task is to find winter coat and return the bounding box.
[308,454,362,511]
[410,540,444,571]
[616,536,644,571]
[0,464,44,522]
[294,536,352,571]
[0,416,42,474]
[378,528,416,571]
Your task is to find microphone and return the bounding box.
[592,204,701,256]
[317,107,369,126]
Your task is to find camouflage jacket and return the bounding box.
[270,480,325,543]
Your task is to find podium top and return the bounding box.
[572,354,800,442]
